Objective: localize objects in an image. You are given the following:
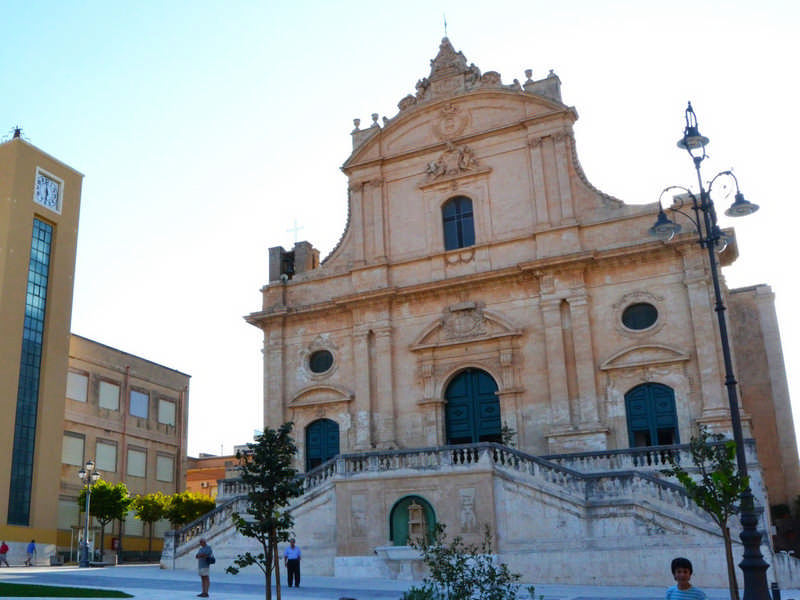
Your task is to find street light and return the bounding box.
[77,460,101,568]
[649,102,768,600]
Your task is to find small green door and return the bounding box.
[445,369,501,445]
[306,418,339,471]
[625,383,679,447]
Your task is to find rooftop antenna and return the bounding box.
[443,14,448,37]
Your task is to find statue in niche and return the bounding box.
[407,500,427,541]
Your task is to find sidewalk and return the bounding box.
[0,564,796,599]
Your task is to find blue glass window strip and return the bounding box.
[7,219,52,526]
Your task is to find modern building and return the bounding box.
[59,334,190,560]
[167,39,800,587]
[0,132,83,560]
[1,132,191,564]
[186,453,238,499]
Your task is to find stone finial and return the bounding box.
[353,118,361,130]
[525,69,533,82]
[371,113,379,127]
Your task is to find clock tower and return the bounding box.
[0,131,83,541]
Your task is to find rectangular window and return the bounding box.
[57,498,80,530]
[98,380,120,410]
[127,448,147,478]
[130,390,149,418]
[153,518,171,538]
[66,372,88,402]
[158,399,176,426]
[156,455,174,482]
[96,441,117,472]
[62,433,84,466]
[8,218,53,526]
[125,510,143,536]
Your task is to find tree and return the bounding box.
[163,491,216,529]
[225,422,304,600]
[403,523,535,600]
[78,480,132,562]
[131,492,168,556]
[663,426,749,600]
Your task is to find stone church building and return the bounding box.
[169,39,800,587]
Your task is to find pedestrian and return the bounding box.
[283,537,301,588]
[0,541,9,566]
[195,538,213,597]
[24,539,35,567]
[666,557,706,599]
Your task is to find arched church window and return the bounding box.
[445,369,501,445]
[442,196,475,251]
[389,495,436,546]
[625,383,679,447]
[305,418,339,471]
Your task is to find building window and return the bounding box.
[98,380,120,410]
[158,399,176,426]
[66,372,88,402]
[96,441,117,472]
[625,383,679,447]
[156,455,174,482]
[309,350,334,374]
[125,510,144,536]
[130,390,149,419]
[127,448,147,478]
[62,433,85,466]
[57,498,80,530]
[8,218,53,526]
[442,196,475,251]
[622,302,658,330]
[389,495,436,546]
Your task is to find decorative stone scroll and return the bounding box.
[426,142,478,180]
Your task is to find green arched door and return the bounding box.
[305,418,339,471]
[445,369,501,445]
[625,383,679,447]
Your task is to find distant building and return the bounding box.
[186,454,238,499]
[60,334,190,560]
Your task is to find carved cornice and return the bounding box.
[289,384,354,408]
[599,344,690,371]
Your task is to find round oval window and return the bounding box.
[309,350,334,373]
[622,303,658,330]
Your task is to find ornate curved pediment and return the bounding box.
[290,384,354,408]
[410,302,522,351]
[599,344,690,371]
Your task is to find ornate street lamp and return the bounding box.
[77,460,101,568]
[649,102,768,600]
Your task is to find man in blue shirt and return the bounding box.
[283,538,301,588]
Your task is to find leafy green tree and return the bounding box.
[163,491,216,529]
[131,492,168,555]
[78,480,132,562]
[403,523,528,600]
[225,422,304,600]
[663,426,749,600]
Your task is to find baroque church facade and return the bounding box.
[169,39,800,586]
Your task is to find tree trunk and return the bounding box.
[99,523,107,563]
[722,526,740,600]
[273,529,282,600]
[147,522,153,556]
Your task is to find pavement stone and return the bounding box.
[0,564,798,600]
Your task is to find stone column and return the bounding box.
[528,137,549,228]
[264,324,286,428]
[373,325,396,448]
[348,181,366,266]
[367,179,386,261]
[352,327,373,450]
[567,295,600,425]
[683,256,727,416]
[541,298,571,429]
[553,133,575,223]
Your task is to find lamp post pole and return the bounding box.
[650,102,769,600]
[77,460,101,568]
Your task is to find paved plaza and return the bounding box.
[0,564,796,600]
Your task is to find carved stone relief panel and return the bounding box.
[459,488,477,533]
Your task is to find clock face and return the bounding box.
[34,173,60,211]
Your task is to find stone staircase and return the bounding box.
[162,441,779,586]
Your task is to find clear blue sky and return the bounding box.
[2,0,798,456]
